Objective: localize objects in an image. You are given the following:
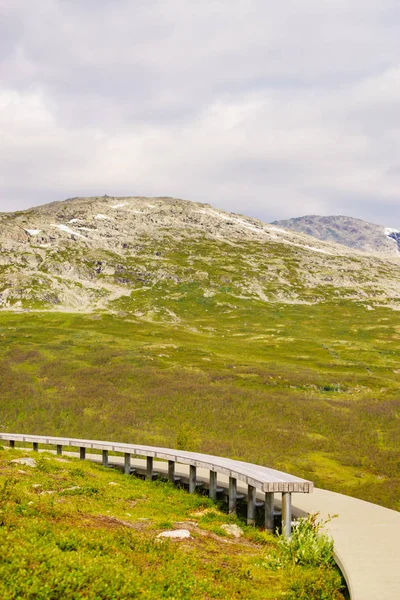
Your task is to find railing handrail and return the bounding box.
[0,432,313,493]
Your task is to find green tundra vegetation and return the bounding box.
[0,449,346,599]
[0,296,399,511]
[0,220,398,598]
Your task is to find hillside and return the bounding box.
[0,196,399,513]
[1,303,399,511]
[0,448,345,599]
[273,214,400,258]
[0,196,399,313]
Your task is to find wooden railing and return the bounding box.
[0,433,313,536]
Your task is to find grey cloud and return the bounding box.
[0,0,400,227]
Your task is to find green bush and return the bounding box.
[263,514,346,599]
[175,424,201,452]
[277,513,337,567]
[286,567,344,599]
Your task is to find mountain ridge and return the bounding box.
[0,196,399,314]
[273,214,400,257]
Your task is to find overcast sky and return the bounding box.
[1,0,399,226]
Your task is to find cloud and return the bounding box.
[0,0,399,226]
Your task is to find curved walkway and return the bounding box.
[292,487,400,600]
[147,460,400,600]
[2,433,400,599]
[74,456,400,599]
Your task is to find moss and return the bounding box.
[0,450,346,599]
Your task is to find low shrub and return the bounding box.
[286,567,345,600]
[277,513,337,567]
[263,513,346,599]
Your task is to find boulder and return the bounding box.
[157,529,192,541]
[221,524,244,538]
[11,458,37,467]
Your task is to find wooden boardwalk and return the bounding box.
[3,433,400,599]
[0,433,312,536]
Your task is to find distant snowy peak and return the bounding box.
[385,228,400,253]
[273,215,400,257]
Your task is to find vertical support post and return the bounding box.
[282,492,292,538]
[33,442,39,452]
[168,460,175,483]
[146,456,153,481]
[247,484,256,525]
[9,440,15,448]
[265,492,275,532]
[102,449,109,468]
[189,465,196,494]
[56,445,62,456]
[209,470,217,501]
[124,453,131,475]
[80,447,86,460]
[229,476,237,514]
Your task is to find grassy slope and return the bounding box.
[0,297,399,510]
[0,449,345,599]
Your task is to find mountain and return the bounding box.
[0,196,399,313]
[272,215,400,257]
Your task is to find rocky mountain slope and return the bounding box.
[0,196,399,313]
[273,215,400,257]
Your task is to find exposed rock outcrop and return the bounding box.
[0,196,399,313]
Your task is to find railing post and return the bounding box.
[146,456,153,481]
[229,476,237,514]
[265,492,274,532]
[102,450,108,467]
[247,484,256,525]
[282,492,292,537]
[168,460,175,483]
[56,445,62,456]
[80,447,86,460]
[33,442,38,452]
[189,465,196,494]
[124,453,131,475]
[209,470,217,501]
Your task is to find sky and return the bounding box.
[0,0,399,226]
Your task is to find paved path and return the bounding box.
[292,487,400,600]
[82,454,400,600]
[7,443,400,599]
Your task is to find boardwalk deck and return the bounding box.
[3,433,400,598]
[0,433,312,536]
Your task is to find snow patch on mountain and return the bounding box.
[384,227,399,237]
[385,228,400,254]
[280,239,332,255]
[51,224,87,239]
[196,208,228,220]
[268,226,286,234]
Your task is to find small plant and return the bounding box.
[175,424,201,452]
[285,567,344,600]
[263,513,346,598]
[272,513,337,568]
[56,534,79,552]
